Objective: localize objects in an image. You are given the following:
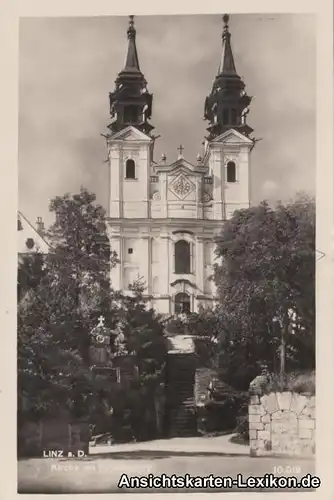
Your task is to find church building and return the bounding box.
[106,14,254,315]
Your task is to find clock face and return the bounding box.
[96,334,105,344]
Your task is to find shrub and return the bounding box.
[259,371,315,395]
[202,384,248,433]
[235,414,249,443]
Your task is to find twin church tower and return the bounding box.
[106,14,254,314]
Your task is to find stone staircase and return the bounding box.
[166,354,197,437]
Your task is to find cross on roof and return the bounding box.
[177,144,184,156]
[97,315,105,327]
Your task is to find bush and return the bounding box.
[235,414,249,443]
[284,371,315,394]
[201,384,248,434]
[257,370,315,395]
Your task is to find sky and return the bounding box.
[18,14,316,227]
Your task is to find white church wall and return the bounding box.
[109,142,151,219]
[109,148,121,218]
[150,201,162,218]
[123,238,137,264]
[107,126,251,315]
[151,297,170,315]
[123,266,140,290]
[223,148,250,212]
[152,275,159,294]
[139,237,150,293]
[168,202,197,219]
[158,236,170,295]
[195,239,204,295]
[203,241,213,295]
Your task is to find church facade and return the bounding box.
[106,15,254,315]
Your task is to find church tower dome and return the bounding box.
[204,14,253,140]
[108,15,154,135]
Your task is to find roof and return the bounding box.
[123,16,141,73]
[218,15,237,76]
[17,211,49,255]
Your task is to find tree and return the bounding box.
[17,252,45,301]
[18,188,115,420]
[96,280,168,441]
[213,194,315,389]
[18,188,167,439]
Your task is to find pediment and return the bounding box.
[108,125,152,142]
[155,158,208,176]
[212,129,253,146]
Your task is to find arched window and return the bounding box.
[125,159,136,179]
[175,240,191,274]
[226,161,236,183]
[222,108,229,125]
[174,292,191,315]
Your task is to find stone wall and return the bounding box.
[249,391,315,457]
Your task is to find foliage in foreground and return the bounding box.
[213,195,315,390]
[17,188,167,433]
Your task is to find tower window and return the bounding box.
[175,240,191,274]
[227,161,236,183]
[222,108,229,125]
[124,105,138,124]
[125,159,136,179]
[231,109,238,125]
[174,292,191,315]
[128,248,133,254]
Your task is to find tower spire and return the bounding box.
[124,15,141,72]
[204,14,253,140]
[218,14,237,76]
[107,15,154,135]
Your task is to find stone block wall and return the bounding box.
[249,391,315,457]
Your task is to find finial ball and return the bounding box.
[223,14,229,24]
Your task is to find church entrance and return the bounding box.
[174,292,191,314]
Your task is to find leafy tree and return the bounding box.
[18,188,114,420]
[213,194,315,390]
[92,280,168,441]
[18,253,45,301]
[18,188,167,441]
